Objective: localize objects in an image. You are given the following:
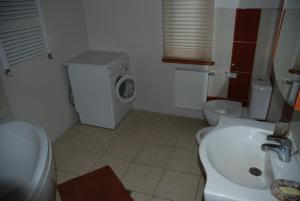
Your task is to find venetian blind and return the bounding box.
[0,0,49,72]
[163,0,214,62]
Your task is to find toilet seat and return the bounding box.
[202,100,242,126]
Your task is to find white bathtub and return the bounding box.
[0,121,56,201]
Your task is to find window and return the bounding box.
[162,0,214,65]
[0,0,50,74]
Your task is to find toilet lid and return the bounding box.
[203,100,242,117]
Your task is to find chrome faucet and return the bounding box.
[261,135,292,162]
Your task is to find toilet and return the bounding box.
[203,100,242,126]
[196,75,273,144]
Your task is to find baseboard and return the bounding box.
[132,104,204,119]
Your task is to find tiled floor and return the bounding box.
[53,110,208,201]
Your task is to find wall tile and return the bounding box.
[227,72,252,106]
[213,8,236,43]
[256,9,278,48]
[209,8,236,98]
[233,9,261,42]
[231,42,257,73]
[208,73,229,98]
[252,47,272,75]
[252,9,278,76]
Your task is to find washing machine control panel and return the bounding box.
[121,62,129,72]
[109,59,130,76]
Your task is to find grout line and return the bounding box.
[86,131,120,172]
[121,137,149,181]
[54,111,205,199]
[152,145,176,198]
[130,190,153,197]
[130,190,175,201]
[193,174,203,201]
[153,195,176,201]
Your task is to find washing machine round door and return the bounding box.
[115,75,137,103]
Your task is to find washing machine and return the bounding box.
[65,50,136,129]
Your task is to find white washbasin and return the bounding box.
[200,116,300,201]
[207,126,272,189]
[0,121,56,201]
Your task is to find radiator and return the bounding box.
[174,69,208,110]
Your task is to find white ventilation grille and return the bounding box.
[0,0,49,71]
[174,69,208,110]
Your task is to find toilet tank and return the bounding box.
[248,75,273,120]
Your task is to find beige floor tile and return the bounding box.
[79,130,117,145]
[171,117,207,132]
[57,125,84,141]
[122,163,164,194]
[55,147,101,171]
[117,122,151,142]
[155,170,200,201]
[195,177,205,201]
[54,110,205,201]
[54,157,66,168]
[119,110,154,126]
[151,197,172,201]
[56,170,78,184]
[59,159,94,176]
[175,132,198,151]
[146,133,178,147]
[58,148,100,175]
[53,128,115,158]
[134,143,173,168]
[67,130,115,151]
[131,110,163,124]
[53,142,74,162]
[167,148,201,175]
[71,123,118,137]
[90,156,130,179]
[146,126,180,147]
[131,192,152,201]
[103,137,144,161]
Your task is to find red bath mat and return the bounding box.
[57,166,133,201]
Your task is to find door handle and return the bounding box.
[231,63,240,68]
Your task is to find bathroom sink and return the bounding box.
[199,116,300,201]
[0,121,56,201]
[206,126,272,189]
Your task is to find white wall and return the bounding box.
[83,0,278,118]
[267,81,285,122]
[0,76,11,118]
[253,9,278,76]
[0,0,89,141]
[209,8,236,98]
[83,0,206,118]
[83,0,241,118]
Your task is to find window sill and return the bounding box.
[289,68,300,75]
[162,58,215,65]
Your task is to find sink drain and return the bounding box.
[249,167,262,176]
